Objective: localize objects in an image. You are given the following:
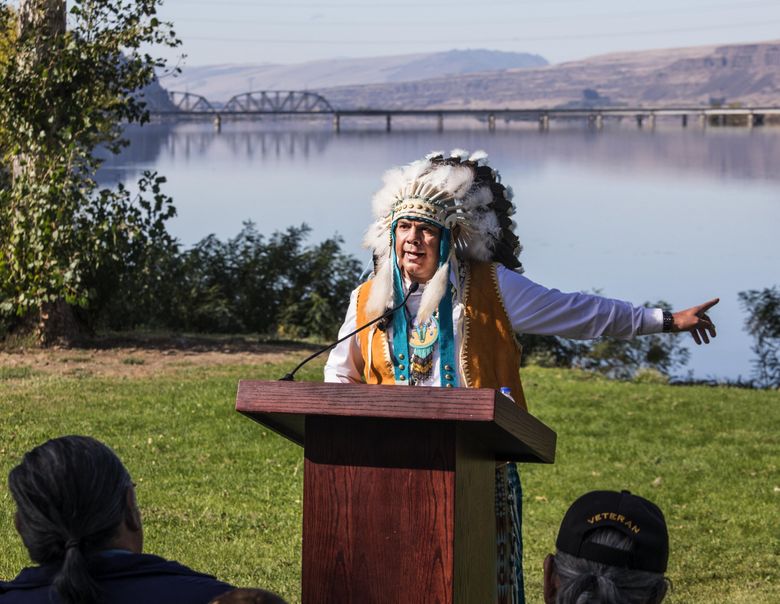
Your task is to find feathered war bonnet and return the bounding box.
[362,149,524,323]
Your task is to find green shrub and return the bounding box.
[739,286,780,388]
[95,222,362,342]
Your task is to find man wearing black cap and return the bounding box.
[543,490,670,604]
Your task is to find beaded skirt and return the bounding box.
[496,462,524,604]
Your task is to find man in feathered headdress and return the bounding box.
[324,149,717,602]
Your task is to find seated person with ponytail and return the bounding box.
[544,490,670,604]
[0,435,258,604]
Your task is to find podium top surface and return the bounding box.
[236,381,556,463]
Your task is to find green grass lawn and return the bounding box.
[1,357,778,603]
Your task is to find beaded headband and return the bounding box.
[390,197,449,226]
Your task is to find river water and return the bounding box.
[100,119,780,381]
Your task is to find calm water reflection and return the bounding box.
[100,120,780,381]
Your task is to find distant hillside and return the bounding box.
[319,41,780,109]
[137,75,176,111]
[163,49,548,102]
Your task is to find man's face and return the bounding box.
[394,218,441,283]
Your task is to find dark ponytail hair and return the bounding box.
[8,435,133,604]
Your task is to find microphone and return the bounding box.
[279,282,420,381]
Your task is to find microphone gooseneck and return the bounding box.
[279,281,419,381]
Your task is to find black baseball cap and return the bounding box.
[555,490,669,573]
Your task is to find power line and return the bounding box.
[172,0,595,6]
[169,0,769,9]
[170,1,780,25]
[181,19,780,45]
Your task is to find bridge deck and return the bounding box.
[152,107,780,117]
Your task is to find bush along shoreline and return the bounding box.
[2,216,778,388]
[1,220,362,344]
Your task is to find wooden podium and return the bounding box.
[236,381,556,604]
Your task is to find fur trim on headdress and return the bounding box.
[417,261,450,324]
[364,255,393,320]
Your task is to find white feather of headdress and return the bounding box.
[478,211,502,239]
[444,165,476,199]
[459,184,493,210]
[469,150,489,163]
[450,148,469,160]
[416,261,450,324]
[417,164,451,195]
[407,158,431,182]
[362,218,390,256]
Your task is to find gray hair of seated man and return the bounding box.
[550,528,670,604]
[8,435,134,604]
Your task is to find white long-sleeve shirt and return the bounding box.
[324,264,663,385]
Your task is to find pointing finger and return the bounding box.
[696,298,720,314]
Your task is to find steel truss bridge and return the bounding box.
[155,90,780,132]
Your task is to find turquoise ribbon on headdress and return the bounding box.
[389,220,458,387]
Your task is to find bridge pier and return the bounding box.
[636,114,644,129]
[648,112,656,130]
[488,113,496,132]
[213,114,222,133]
[333,113,341,133]
[747,112,755,128]
[699,112,707,128]
[386,114,392,132]
[437,113,444,132]
[539,113,549,131]
[586,113,602,129]
[681,114,688,128]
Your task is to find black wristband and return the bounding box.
[662,310,674,333]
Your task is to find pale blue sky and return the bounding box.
[151,0,780,66]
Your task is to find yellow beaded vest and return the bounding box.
[355,261,527,409]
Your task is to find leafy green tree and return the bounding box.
[0,5,16,194]
[519,333,589,368]
[578,331,689,381]
[0,4,15,65]
[739,286,780,388]
[0,0,180,343]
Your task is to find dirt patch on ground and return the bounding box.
[0,334,318,379]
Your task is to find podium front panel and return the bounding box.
[302,416,495,603]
